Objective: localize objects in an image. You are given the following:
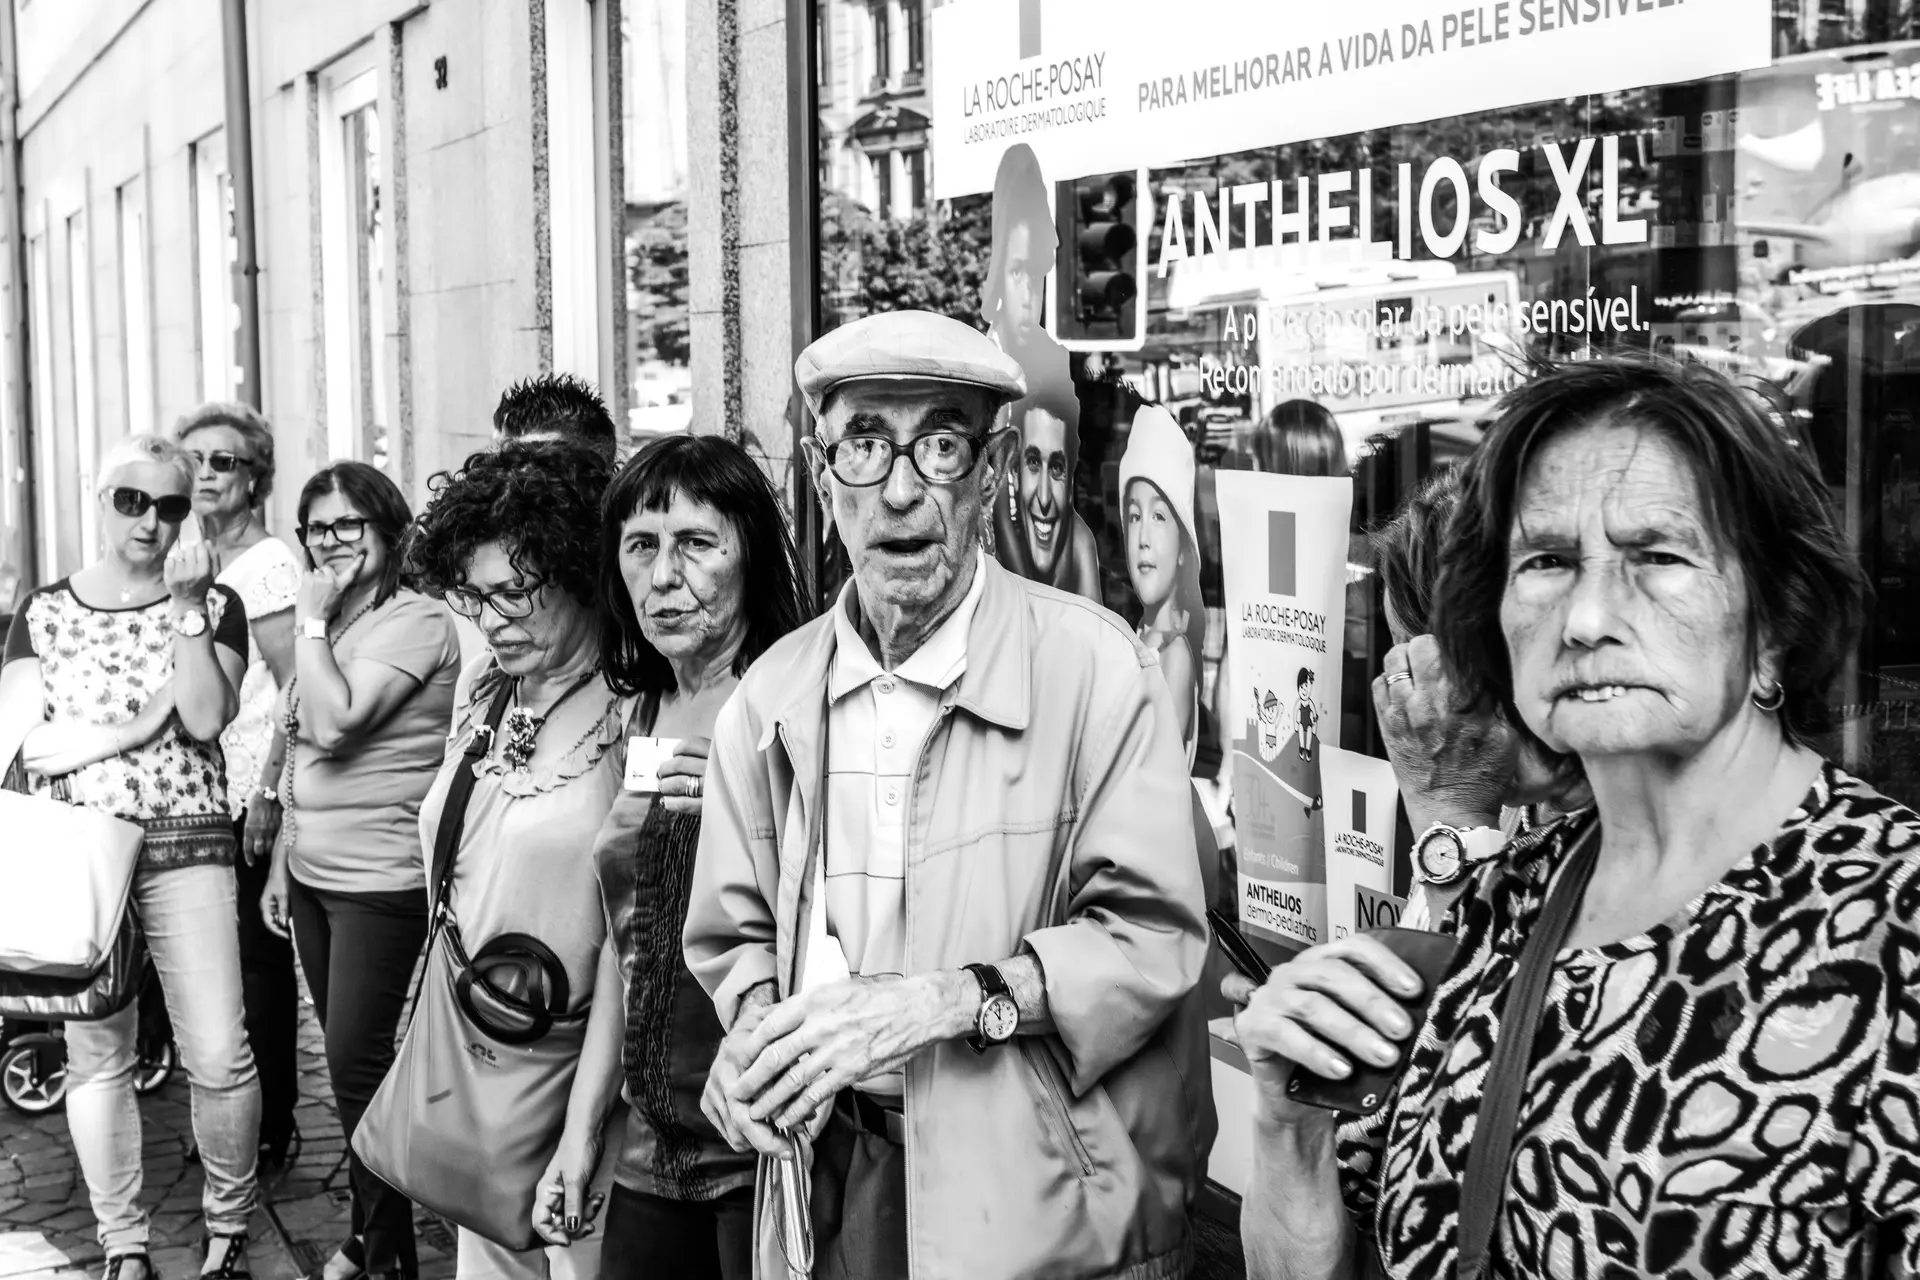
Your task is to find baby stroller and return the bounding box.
[0,955,177,1114]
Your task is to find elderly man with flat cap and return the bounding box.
[683,310,1213,1278]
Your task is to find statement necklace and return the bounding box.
[501,668,602,772]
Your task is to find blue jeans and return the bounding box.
[65,863,261,1256]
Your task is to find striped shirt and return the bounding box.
[825,550,986,1098]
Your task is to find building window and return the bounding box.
[905,148,926,214]
[623,0,693,434]
[27,234,56,578]
[871,151,893,219]
[117,177,153,436]
[65,212,99,564]
[905,0,924,80]
[191,133,239,403]
[318,60,392,476]
[870,1,891,90]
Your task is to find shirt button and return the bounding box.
[882,731,896,748]
[876,678,895,695]
[885,788,899,805]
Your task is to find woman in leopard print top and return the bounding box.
[1227,357,1920,1279]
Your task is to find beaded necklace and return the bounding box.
[500,667,603,772]
[277,596,381,860]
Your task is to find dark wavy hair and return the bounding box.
[296,461,412,607]
[1369,464,1463,640]
[1433,356,1866,751]
[599,435,806,696]
[405,441,613,608]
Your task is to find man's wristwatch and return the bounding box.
[1412,822,1506,887]
[963,963,1018,1053]
[299,617,329,641]
[170,608,208,638]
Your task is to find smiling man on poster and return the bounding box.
[683,309,1213,1279]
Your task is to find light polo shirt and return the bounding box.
[825,549,987,1098]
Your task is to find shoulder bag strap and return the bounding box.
[428,678,516,918]
[1455,821,1601,1280]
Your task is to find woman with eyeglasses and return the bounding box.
[257,460,460,1280]
[174,401,306,1173]
[0,435,257,1280]
[403,441,634,1279]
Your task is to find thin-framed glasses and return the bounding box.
[819,431,989,487]
[188,450,253,475]
[299,517,369,546]
[106,487,192,523]
[445,580,547,620]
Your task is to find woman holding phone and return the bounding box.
[1229,359,1920,1279]
[259,461,461,1280]
[584,436,805,1278]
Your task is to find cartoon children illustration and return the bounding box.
[1295,666,1322,761]
[1246,671,1327,820]
[1119,404,1207,759]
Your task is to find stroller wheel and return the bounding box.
[133,1039,177,1096]
[1,1036,67,1114]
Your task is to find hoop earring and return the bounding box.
[1752,680,1785,713]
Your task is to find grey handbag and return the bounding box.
[352,681,590,1250]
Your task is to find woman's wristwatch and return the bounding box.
[1412,823,1506,887]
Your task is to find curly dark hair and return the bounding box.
[1433,355,1866,752]
[599,435,807,696]
[404,441,613,608]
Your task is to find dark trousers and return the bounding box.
[599,1184,755,1280]
[232,819,300,1155]
[289,876,430,1275]
[809,1106,908,1280]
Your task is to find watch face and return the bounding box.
[981,994,1019,1043]
[173,610,208,637]
[1416,830,1464,884]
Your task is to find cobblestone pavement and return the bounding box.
[0,989,457,1280]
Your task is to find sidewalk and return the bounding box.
[0,993,457,1280]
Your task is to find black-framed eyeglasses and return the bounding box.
[445,581,548,620]
[189,449,253,475]
[106,487,192,523]
[298,517,369,546]
[819,431,990,487]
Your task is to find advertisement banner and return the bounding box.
[1319,746,1404,943]
[928,0,1772,199]
[1217,472,1353,953]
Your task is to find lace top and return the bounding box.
[216,536,300,814]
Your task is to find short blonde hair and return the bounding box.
[173,401,277,503]
[98,434,195,493]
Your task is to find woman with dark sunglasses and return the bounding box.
[257,461,461,1280]
[0,434,258,1280]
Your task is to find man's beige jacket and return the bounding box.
[684,556,1215,1279]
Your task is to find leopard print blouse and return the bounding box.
[1337,763,1920,1279]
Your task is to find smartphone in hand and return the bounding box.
[1208,908,1272,986]
[1284,927,1458,1116]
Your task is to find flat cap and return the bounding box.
[795,310,1027,418]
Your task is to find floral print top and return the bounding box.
[5,580,249,839]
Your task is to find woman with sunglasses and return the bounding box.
[0,434,258,1280]
[174,401,306,1173]
[403,441,634,1280]
[257,461,461,1280]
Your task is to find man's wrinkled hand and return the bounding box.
[1372,635,1513,832]
[702,996,794,1159]
[730,974,951,1132]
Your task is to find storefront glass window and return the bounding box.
[808,3,1920,839]
[623,0,692,437]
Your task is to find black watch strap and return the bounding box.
[963,962,1011,1052]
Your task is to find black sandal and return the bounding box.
[202,1234,251,1280]
[103,1256,154,1280]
